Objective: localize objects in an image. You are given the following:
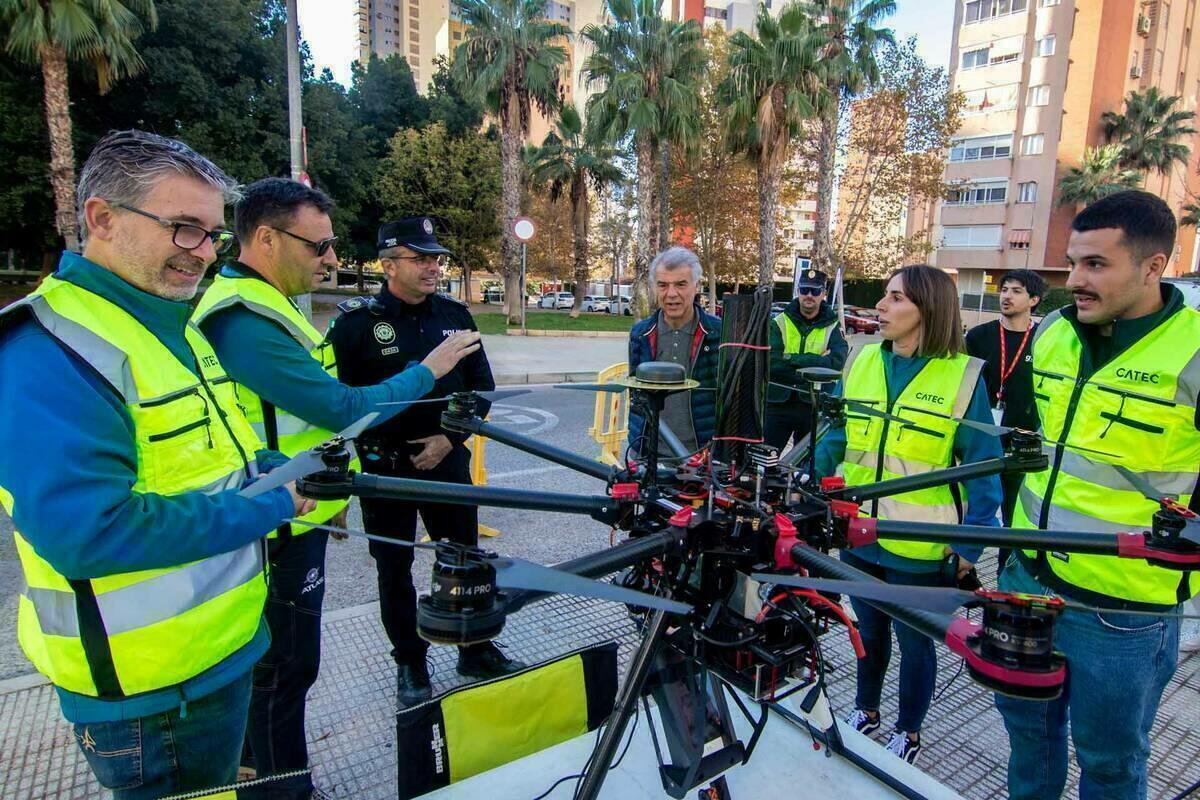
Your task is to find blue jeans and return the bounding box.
[245,530,328,799]
[994,558,1180,800]
[842,551,943,733]
[72,672,253,800]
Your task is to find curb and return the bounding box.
[503,329,629,338]
[0,670,49,696]
[494,370,599,386]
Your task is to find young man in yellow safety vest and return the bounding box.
[0,130,316,799]
[765,268,848,451]
[996,190,1200,799]
[193,178,480,798]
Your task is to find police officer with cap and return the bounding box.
[765,268,848,450]
[329,217,524,707]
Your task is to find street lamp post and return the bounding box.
[286,0,312,320]
[513,217,536,335]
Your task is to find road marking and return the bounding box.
[488,404,559,436]
[487,465,570,481]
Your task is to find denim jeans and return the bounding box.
[245,529,328,799]
[842,551,944,733]
[72,672,252,800]
[994,557,1180,800]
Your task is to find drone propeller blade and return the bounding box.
[238,412,379,499]
[554,382,624,394]
[379,388,531,406]
[493,557,691,614]
[1110,465,1200,542]
[911,415,1122,459]
[842,400,916,427]
[751,573,978,615]
[284,519,440,550]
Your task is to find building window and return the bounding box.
[1009,230,1031,249]
[946,179,1008,205]
[1036,34,1056,56]
[1039,0,1059,6]
[1021,133,1045,155]
[942,225,1004,248]
[949,134,1014,161]
[1027,85,1050,106]
[963,84,1018,114]
[453,30,462,39]
[961,47,989,69]
[1018,181,1038,203]
[965,0,1028,24]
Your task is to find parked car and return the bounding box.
[843,306,881,334]
[1166,277,1200,311]
[770,301,789,316]
[539,292,575,309]
[580,295,611,312]
[608,296,634,316]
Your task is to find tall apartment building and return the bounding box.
[936,0,1200,298]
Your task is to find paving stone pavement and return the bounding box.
[3,552,1199,799]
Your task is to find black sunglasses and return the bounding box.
[272,227,338,257]
[797,286,825,296]
[116,203,236,255]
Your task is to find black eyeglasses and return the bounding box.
[272,227,338,257]
[797,286,825,296]
[115,203,236,255]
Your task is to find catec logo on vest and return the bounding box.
[1116,367,1160,384]
[915,392,945,405]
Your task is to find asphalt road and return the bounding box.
[0,384,616,680]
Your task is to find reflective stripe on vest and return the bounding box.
[1014,307,1200,606]
[775,314,835,356]
[193,275,352,530]
[0,276,268,698]
[839,343,983,561]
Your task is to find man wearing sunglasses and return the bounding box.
[0,130,318,798]
[330,217,522,708]
[193,180,481,797]
[765,268,849,451]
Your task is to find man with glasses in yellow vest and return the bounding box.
[193,178,480,798]
[995,190,1200,799]
[765,268,848,451]
[0,130,316,799]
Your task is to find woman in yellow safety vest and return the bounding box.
[815,264,1003,765]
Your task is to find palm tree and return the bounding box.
[454,0,569,324]
[526,104,623,317]
[721,4,828,286]
[809,0,895,275]
[1102,87,1196,177]
[581,0,704,317]
[1056,145,1143,207]
[1,0,158,253]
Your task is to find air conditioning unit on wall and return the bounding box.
[1138,14,1152,35]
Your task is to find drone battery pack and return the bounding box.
[396,641,619,799]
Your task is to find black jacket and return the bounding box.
[767,300,848,404]
[328,287,495,447]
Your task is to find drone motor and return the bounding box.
[959,592,1066,701]
[417,543,509,646]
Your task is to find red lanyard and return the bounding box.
[997,322,1034,403]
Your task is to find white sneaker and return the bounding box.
[885,731,922,764]
[846,708,881,736]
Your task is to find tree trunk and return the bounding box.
[40,45,80,258]
[634,133,656,319]
[504,270,522,327]
[499,102,524,325]
[813,111,838,275]
[463,262,473,304]
[708,268,717,313]
[756,156,782,289]
[569,173,589,319]
[658,140,671,249]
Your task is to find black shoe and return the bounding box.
[456,642,527,679]
[396,657,433,707]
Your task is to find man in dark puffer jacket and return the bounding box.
[627,246,722,456]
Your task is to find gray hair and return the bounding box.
[649,246,702,284]
[77,129,242,242]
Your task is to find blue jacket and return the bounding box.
[627,305,722,453]
[197,263,435,434]
[815,344,1003,573]
[0,252,294,723]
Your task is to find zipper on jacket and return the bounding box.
[1038,376,1087,528]
[139,385,202,408]
[192,355,253,479]
[147,417,212,445]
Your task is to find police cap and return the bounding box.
[796,269,828,291]
[377,217,451,256]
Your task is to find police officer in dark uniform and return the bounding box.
[329,217,524,706]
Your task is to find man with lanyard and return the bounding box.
[627,246,722,456]
[329,217,522,708]
[966,268,1045,572]
[765,268,849,451]
[996,190,1200,799]
[194,179,480,797]
[0,130,315,799]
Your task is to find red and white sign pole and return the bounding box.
[513,217,536,334]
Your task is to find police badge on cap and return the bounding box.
[377,217,452,256]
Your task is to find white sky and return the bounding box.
[299,0,956,89]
